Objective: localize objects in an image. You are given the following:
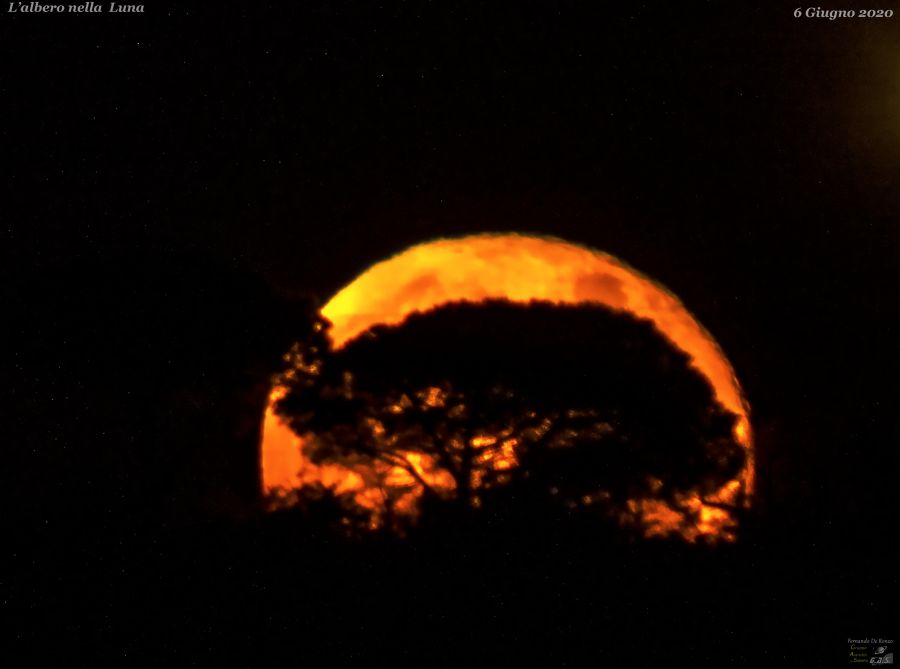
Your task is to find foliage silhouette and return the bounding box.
[275,300,745,535]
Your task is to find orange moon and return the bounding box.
[261,233,753,535]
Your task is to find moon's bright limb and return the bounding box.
[262,233,753,539]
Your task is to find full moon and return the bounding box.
[261,233,753,539]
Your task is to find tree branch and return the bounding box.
[375,451,440,498]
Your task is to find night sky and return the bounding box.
[3,2,898,664]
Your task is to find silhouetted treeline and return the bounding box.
[8,504,893,666]
[276,301,745,536]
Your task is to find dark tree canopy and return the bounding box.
[275,300,745,535]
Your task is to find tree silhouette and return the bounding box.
[275,300,745,535]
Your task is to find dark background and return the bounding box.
[2,2,897,665]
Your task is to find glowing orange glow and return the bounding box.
[262,233,753,540]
